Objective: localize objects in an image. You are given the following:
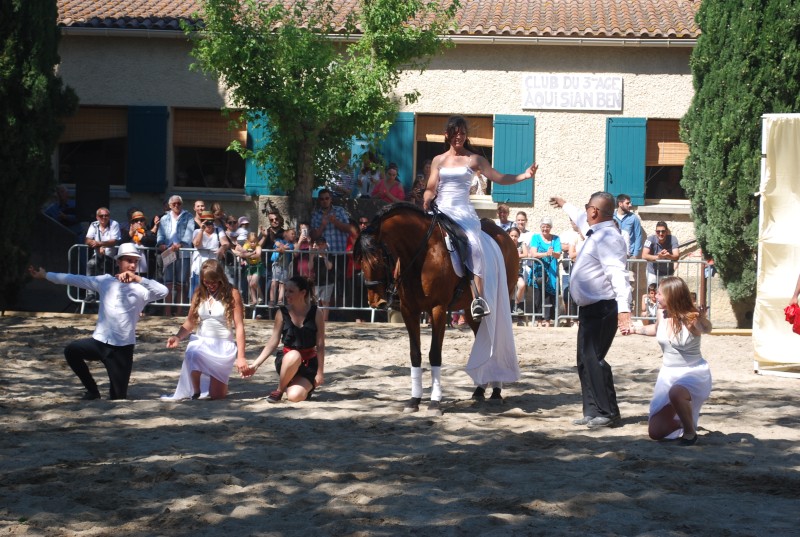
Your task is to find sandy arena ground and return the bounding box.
[1,314,798,536]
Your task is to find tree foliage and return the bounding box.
[0,0,77,308]
[681,0,800,312]
[189,0,458,220]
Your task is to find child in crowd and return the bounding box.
[270,228,296,307]
[313,236,336,321]
[641,283,658,325]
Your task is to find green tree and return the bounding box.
[189,0,458,220]
[681,0,800,324]
[0,0,77,308]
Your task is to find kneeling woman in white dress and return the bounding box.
[163,259,248,400]
[631,276,712,445]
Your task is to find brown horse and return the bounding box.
[354,203,518,415]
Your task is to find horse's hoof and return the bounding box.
[471,387,486,402]
[403,397,421,413]
[488,388,504,404]
[427,400,443,416]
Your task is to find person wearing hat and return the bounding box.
[528,215,562,327]
[235,216,251,245]
[27,243,169,400]
[190,210,232,299]
[121,209,157,277]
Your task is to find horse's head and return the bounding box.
[354,226,390,310]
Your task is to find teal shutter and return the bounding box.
[379,112,415,193]
[492,115,535,203]
[126,106,168,193]
[245,114,278,195]
[605,118,646,205]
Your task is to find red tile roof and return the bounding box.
[57,0,700,40]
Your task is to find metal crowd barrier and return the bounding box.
[552,257,714,327]
[65,244,379,320]
[63,245,712,326]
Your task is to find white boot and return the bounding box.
[430,366,442,401]
[411,367,423,399]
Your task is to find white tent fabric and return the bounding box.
[754,114,800,373]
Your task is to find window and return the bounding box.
[173,109,247,189]
[58,106,127,186]
[605,118,688,204]
[645,120,688,200]
[414,114,494,195]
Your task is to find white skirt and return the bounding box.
[464,233,520,385]
[648,359,712,439]
[161,335,238,400]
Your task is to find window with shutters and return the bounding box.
[173,109,247,190]
[605,118,688,205]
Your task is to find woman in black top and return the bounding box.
[246,275,325,403]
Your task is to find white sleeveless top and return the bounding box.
[656,311,703,367]
[196,298,233,341]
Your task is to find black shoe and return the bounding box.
[587,415,621,429]
[191,392,201,400]
[471,386,486,401]
[489,387,503,401]
[679,433,698,446]
[81,391,101,400]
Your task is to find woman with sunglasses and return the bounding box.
[163,259,248,400]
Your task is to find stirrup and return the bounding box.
[470,297,490,319]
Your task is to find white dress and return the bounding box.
[436,166,520,385]
[162,298,238,400]
[648,313,712,438]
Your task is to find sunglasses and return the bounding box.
[203,220,215,226]
[655,230,667,234]
[132,218,146,223]
[97,214,110,217]
[359,221,369,225]
[227,220,236,225]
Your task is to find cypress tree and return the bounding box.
[681,0,800,325]
[0,0,77,308]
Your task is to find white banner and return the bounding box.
[521,73,623,111]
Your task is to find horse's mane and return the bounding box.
[354,202,430,261]
[374,201,429,222]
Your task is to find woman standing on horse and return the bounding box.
[422,115,537,391]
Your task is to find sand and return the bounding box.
[1,314,798,536]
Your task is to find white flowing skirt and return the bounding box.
[648,359,712,439]
[161,335,238,400]
[463,233,520,385]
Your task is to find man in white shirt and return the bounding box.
[567,192,632,429]
[29,243,168,400]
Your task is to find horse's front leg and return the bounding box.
[401,304,424,414]
[426,305,449,416]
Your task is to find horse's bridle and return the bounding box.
[363,204,442,306]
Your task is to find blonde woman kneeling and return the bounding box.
[631,276,712,446]
[163,259,248,400]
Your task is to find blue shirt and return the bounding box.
[613,211,643,257]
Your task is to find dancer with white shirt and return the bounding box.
[28,243,168,400]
